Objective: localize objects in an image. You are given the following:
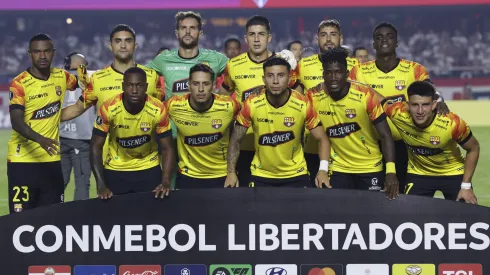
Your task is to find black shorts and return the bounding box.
[237,150,254,188]
[249,174,309,188]
[304,153,320,188]
[8,161,64,214]
[104,165,162,195]
[406,174,463,200]
[176,173,226,189]
[330,171,384,191]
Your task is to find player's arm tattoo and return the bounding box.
[61,99,90,122]
[374,119,396,163]
[158,136,175,185]
[227,124,248,174]
[461,136,480,183]
[89,134,107,190]
[10,109,44,142]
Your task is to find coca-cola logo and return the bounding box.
[119,265,161,275]
[123,271,159,275]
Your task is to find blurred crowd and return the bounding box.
[0,7,489,77]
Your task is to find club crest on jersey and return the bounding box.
[13,204,22,212]
[140,122,151,132]
[395,80,406,90]
[430,136,440,145]
[211,119,222,129]
[284,117,295,127]
[55,86,62,96]
[345,109,357,119]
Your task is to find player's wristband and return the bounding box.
[461,182,472,190]
[385,162,396,174]
[319,160,329,172]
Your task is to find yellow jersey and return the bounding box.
[167,94,240,179]
[93,94,172,171]
[349,59,430,140]
[308,82,386,173]
[236,88,320,179]
[384,102,471,176]
[83,64,164,109]
[8,68,77,162]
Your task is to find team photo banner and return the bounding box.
[0,189,488,273]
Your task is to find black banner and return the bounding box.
[0,189,488,274]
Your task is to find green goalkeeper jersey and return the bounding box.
[147,48,228,100]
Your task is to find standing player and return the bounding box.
[60,52,95,201]
[224,38,242,59]
[308,49,398,199]
[147,11,228,100]
[90,67,174,199]
[60,24,164,121]
[353,47,370,63]
[287,40,303,62]
[293,19,359,185]
[349,22,449,191]
[167,64,240,188]
[218,15,278,187]
[8,34,78,213]
[378,81,479,203]
[225,57,330,188]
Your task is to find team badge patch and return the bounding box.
[13,204,22,213]
[140,122,151,132]
[211,119,222,129]
[430,136,440,145]
[55,86,62,96]
[345,109,357,119]
[95,116,103,125]
[284,117,295,127]
[395,80,406,90]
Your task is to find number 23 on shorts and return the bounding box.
[12,186,29,202]
[405,182,414,194]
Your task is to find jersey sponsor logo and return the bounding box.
[184,133,223,146]
[258,131,295,147]
[175,118,199,126]
[319,111,336,116]
[96,116,103,125]
[395,80,406,90]
[100,85,121,91]
[345,109,357,119]
[55,86,62,96]
[212,119,222,129]
[31,101,61,120]
[116,134,151,148]
[303,75,323,81]
[257,118,274,123]
[173,78,189,93]
[235,75,256,80]
[242,87,261,102]
[378,75,395,79]
[371,84,384,89]
[407,144,443,156]
[41,83,54,88]
[166,66,187,71]
[28,92,49,100]
[114,124,129,129]
[430,136,441,145]
[326,122,361,138]
[385,94,407,104]
[283,117,295,127]
[140,122,151,132]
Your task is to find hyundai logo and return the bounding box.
[265,267,287,275]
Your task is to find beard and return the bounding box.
[179,36,199,49]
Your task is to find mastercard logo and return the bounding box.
[308,267,337,275]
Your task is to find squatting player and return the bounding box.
[167,64,240,188]
[349,22,449,191]
[378,81,479,204]
[8,34,78,213]
[219,15,297,186]
[90,67,174,199]
[61,24,163,121]
[225,57,331,188]
[293,19,359,185]
[308,49,398,199]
